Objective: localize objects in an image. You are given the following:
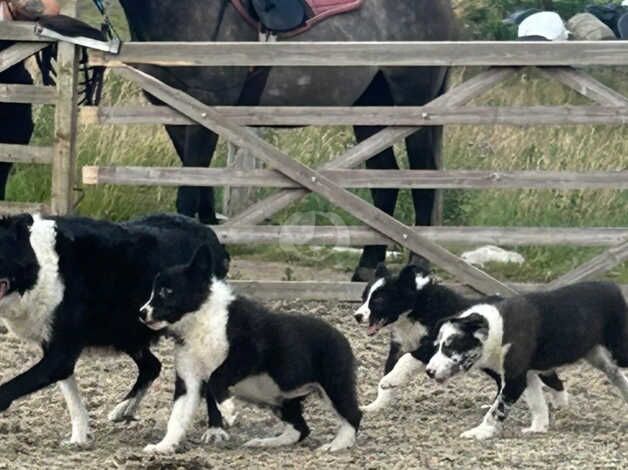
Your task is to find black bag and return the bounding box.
[618,12,628,39]
[250,0,308,32]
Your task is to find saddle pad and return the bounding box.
[231,0,363,37]
[308,0,363,17]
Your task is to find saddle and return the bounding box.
[232,0,363,36]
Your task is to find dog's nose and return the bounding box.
[139,306,148,321]
[426,368,435,379]
[354,313,363,323]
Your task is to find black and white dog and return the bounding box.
[0,213,230,445]
[426,281,628,439]
[139,244,362,454]
[354,264,567,413]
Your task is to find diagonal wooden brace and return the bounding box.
[226,67,520,226]
[0,42,47,74]
[116,65,517,296]
[548,238,628,290]
[538,67,628,106]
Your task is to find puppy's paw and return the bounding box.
[379,376,401,390]
[460,424,498,440]
[60,437,91,449]
[360,401,382,414]
[521,424,548,434]
[201,427,230,444]
[108,398,139,422]
[547,390,569,409]
[143,442,175,454]
[317,439,355,453]
[217,398,238,427]
[242,437,267,448]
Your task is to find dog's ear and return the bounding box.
[374,262,390,279]
[398,264,417,290]
[398,264,431,291]
[8,214,33,241]
[456,313,489,341]
[188,244,214,278]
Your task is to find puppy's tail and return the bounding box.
[319,331,362,432]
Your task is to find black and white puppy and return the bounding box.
[0,213,230,445]
[139,245,362,454]
[426,281,628,439]
[355,264,567,413]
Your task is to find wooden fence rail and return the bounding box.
[78,105,628,126]
[210,225,627,247]
[83,166,628,190]
[88,41,628,66]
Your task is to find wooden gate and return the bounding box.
[1,21,627,299]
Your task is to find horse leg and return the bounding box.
[0,100,34,200]
[351,72,398,282]
[384,67,448,268]
[164,125,219,224]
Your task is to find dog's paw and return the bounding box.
[547,390,569,409]
[108,398,139,422]
[60,437,91,449]
[201,427,230,444]
[317,439,354,453]
[460,424,498,440]
[521,424,548,434]
[360,401,382,414]
[60,428,92,448]
[217,398,238,427]
[379,377,401,390]
[242,437,267,448]
[143,442,175,454]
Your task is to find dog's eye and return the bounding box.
[159,287,173,298]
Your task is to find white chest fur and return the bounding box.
[392,315,427,352]
[173,281,233,381]
[0,215,64,344]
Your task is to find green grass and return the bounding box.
[5,1,626,283]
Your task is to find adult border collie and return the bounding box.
[139,245,361,453]
[426,281,628,439]
[355,264,567,413]
[0,213,229,445]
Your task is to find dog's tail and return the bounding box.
[604,284,628,367]
[319,331,362,432]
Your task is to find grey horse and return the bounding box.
[118,0,456,281]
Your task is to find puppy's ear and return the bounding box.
[398,264,431,291]
[398,264,417,290]
[188,244,214,278]
[457,313,489,341]
[374,262,390,279]
[10,214,34,241]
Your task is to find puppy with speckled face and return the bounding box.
[426,314,488,383]
[427,282,628,440]
[140,245,362,454]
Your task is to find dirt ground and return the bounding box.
[0,278,626,469]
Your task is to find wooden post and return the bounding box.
[223,134,262,217]
[51,0,79,215]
